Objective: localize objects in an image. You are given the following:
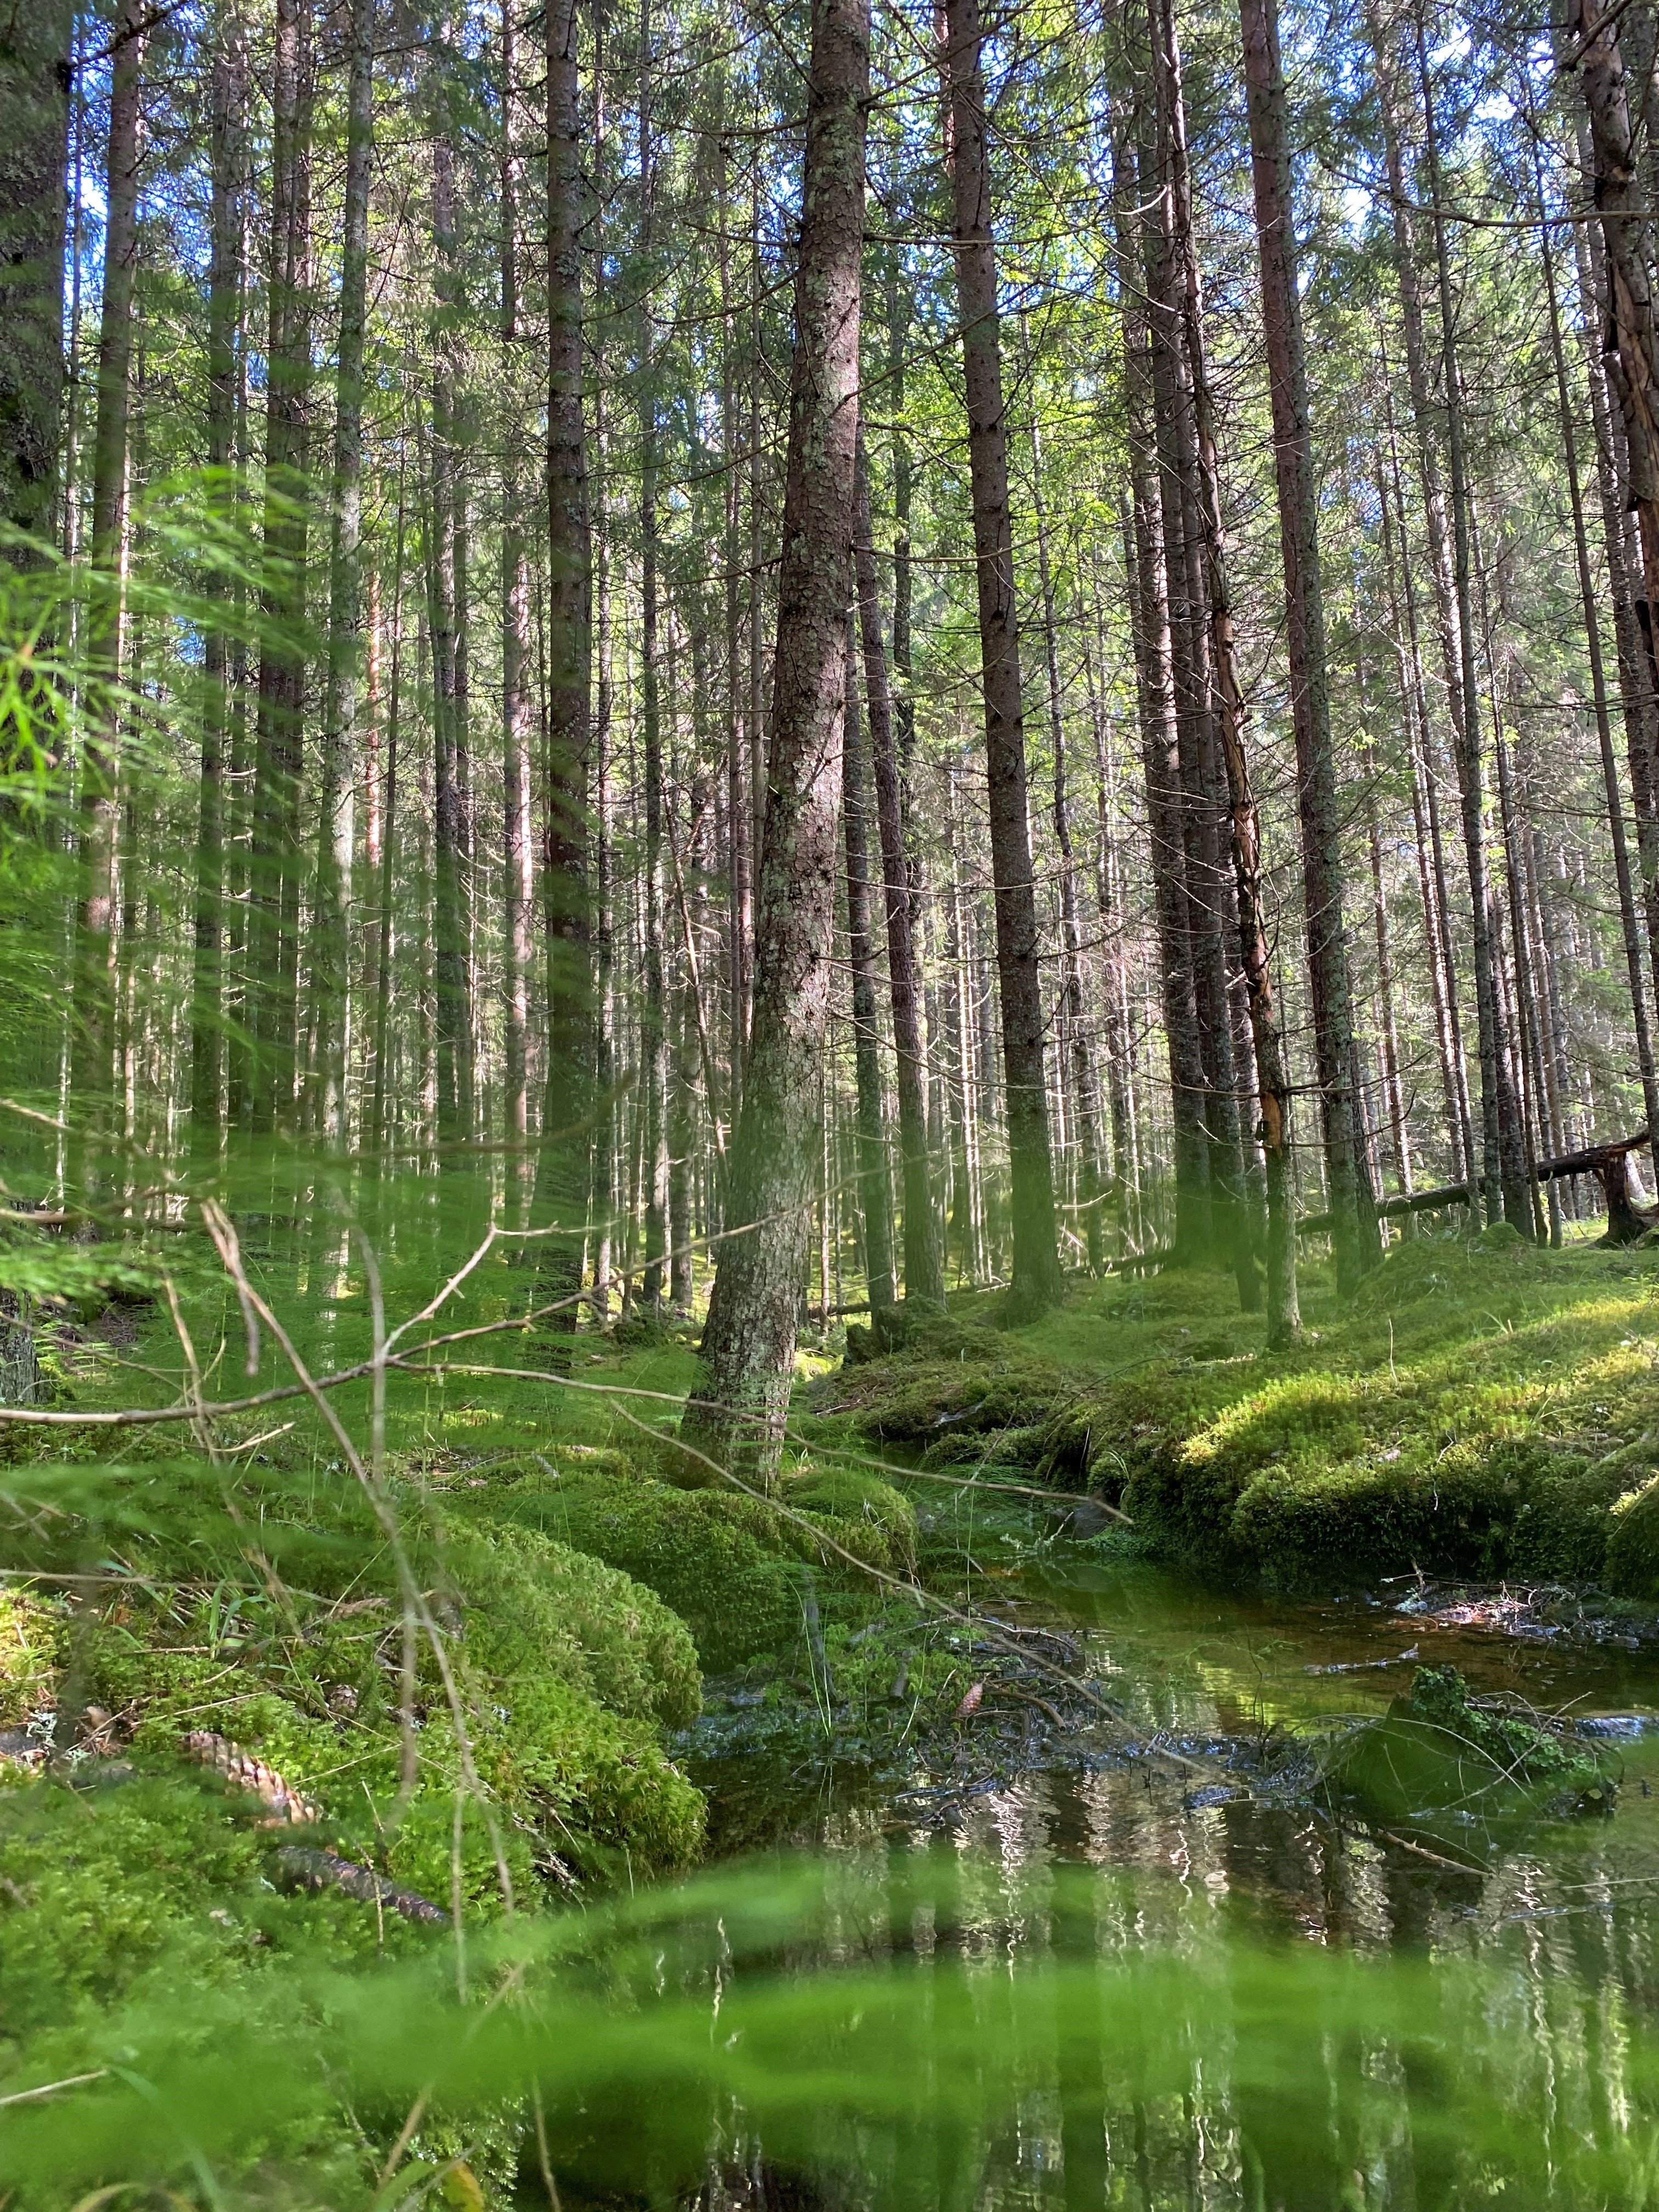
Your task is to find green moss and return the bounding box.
[783,1467,916,1574]
[462,1452,917,1669]
[436,1520,701,1730]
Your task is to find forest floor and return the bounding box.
[7,1218,1659,2190]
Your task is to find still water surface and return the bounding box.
[676,1558,1659,2209]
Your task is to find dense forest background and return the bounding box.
[7,0,1659,1430]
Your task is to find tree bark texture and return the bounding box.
[0,0,72,541]
[685,0,868,1480]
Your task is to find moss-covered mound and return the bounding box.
[822,1239,1659,1592]
[449,1448,916,1669]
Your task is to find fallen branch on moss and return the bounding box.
[268,1845,449,1925]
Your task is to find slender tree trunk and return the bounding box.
[1240,0,1376,1288]
[500,0,533,1170]
[684,0,868,1479]
[70,0,146,1212]
[1153,0,1297,1338]
[939,0,1063,1316]
[1409,8,1529,1230]
[854,432,943,1306]
[529,0,592,1328]
[844,613,896,1313]
[1023,378,1105,1277]
[306,0,373,1146]
[248,0,312,1136]
[719,126,752,1104]
[1113,81,1212,1257]
[189,8,243,1153]
[637,0,669,1311]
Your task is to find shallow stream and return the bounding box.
[673,1554,1659,2208]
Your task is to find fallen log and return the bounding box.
[1296,1131,1655,1243]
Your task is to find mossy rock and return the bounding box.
[1325,1665,1613,1838]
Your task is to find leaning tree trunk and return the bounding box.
[854,431,944,1308]
[0,0,71,543]
[1239,0,1377,1290]
[682,0,868,1482]
[304,0,373,1148]
[940,0,1063,1318]
[529,0,593,1330]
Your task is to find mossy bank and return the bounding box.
[808,1231,1659,1599]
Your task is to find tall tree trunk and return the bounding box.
[0,0,71,541]
[1023,379,1105,1277]
[684,0,868,1479]
[1113,79,1212,1258]
[1240,0,1377,1288]
[939,0,1063,1317]
[719,121,752,1105]
[1153,0,1297,1339]
[854,431,943,1306]
[844,612,896,1313]
[430,134,473,1149]
[500,0,533,1170]
[189,7,244,1154]
[529,0,593,1327]
[1410,8,1530,1230]
[70,0,146,1214]
[637,0,669,1311]
[248,0,312,1136]
[306,0,374,1147]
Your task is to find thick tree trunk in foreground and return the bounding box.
[530,0,592,1327]
[940,0,1063,1318]
[0,0,71,542]
[854,432,944,1307]
[1538,172,1659,1186]
[1240,0,1376,1290]
[684,0,868,1481]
